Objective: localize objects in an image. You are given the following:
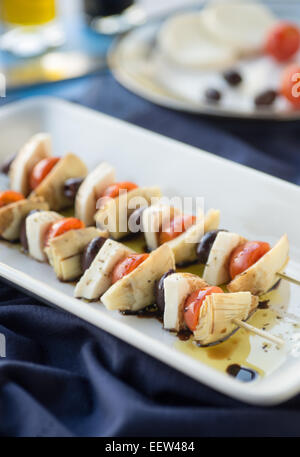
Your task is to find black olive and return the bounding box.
[254,90,277,108]
[155,269,175,315]
[205,88,222,103]
[20,209,41,252]
[223,69,242,86]
[1,153,17,175]
[81,236,107,273]
[226,364,258,382]
[20,219,28,252]
[196,229,228,264]
[128,206,147,233]
[63,178,84,200]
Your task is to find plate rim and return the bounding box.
[108,18,300,121]
[0,96,300,406]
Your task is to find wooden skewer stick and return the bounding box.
[277,272,300,287]
[233,318,285,347]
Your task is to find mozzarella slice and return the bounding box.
[101,244,175,312]
[202,0,276,55]
[203,231,245,285]
[95,186,162,240]
[9,133,52,196]
[142,203,181,251]
[75,162,116,226]
[158,11,237,69]
[26,211,62,262]
[194,291,258,345]
[0,197,49,241]
[228,234,289,295]
[74,239,134,300]
[163,272,208,331]
[31,153,88,211]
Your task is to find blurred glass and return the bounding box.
[1,0,56,26]
[83,0,146,34]
[0,0,65,57]
[84,0,135,18]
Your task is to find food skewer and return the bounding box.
[6,133,88,211]
[194,230,289,296]
[232,319,285,347]
[75,236,286,347]
[276,272,300,287]
[157,272,286,347]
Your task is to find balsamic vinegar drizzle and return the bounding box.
[120,304,162,322]
[226,364,258,382]
[177,329,192,341]
[258,300,270,309]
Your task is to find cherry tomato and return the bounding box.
[159,214,196,245]
[264,22,300,62]
[30,157,60,190]
[0,190,25,208]
[281,64,300,107]
[102,181,138,199]
[44,217,85,246]
[111,253,149,284]
[229,241,271,280]
[184,286,223,332]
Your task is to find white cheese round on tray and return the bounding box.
[202,0,277,55]
[157,11,238,70]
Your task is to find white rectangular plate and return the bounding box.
[0,97,299,405]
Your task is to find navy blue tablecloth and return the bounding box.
[0,72,300,437]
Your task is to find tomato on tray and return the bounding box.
[112,253,149,284]
[30,157,60,190]
[229,241,271,280]
[281,64,300,108]
[159,214,196,245]
[102,181,138,199]
[184,286,223,332]
[44,217,85,246]
[0,190,25,208]
[264,22,300,62]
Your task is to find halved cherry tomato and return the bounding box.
[264,22,300,62]
[30,157,60,190]
[111,253,149,284]
[184,286,223,332]
[229,241,271,280]
[159,214,196,245]
[281,64,300,107]
[0,190,25,208]
[102,181,138,199]
[44,217,85,246]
